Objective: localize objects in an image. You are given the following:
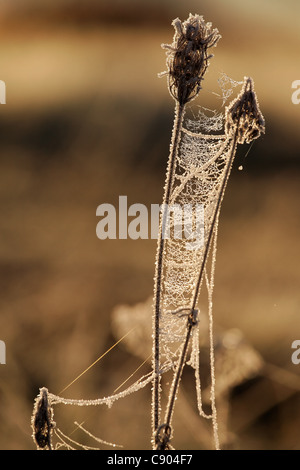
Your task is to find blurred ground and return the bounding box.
[0,0,299,450]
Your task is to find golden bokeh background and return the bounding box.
[0,0,299,450]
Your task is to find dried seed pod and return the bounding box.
[225,77,265,144]
[31,387,55,450]
[161,14,221,106]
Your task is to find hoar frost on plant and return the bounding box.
[31,13,265,452]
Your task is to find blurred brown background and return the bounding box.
[0,0,299,450]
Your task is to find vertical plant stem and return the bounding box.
[152,101,185,437]
[164,320,194,429]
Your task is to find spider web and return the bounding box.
[155,77,244,448]
[158,107,237,369]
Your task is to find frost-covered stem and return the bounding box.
[154,13,223,449]
[161,123,240,446]
[164,317,195,429]
[152,101,185,438]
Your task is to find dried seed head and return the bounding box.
[31,387,55,450]
[161,14,221,106]
[225,77,265,144]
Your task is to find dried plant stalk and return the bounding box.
[152,13,221,445]
[152,14,265,450]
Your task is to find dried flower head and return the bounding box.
[225,77,265,144]
[161,14,221,106]
[31,387,55,450]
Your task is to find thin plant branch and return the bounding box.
[152,13,221,445]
